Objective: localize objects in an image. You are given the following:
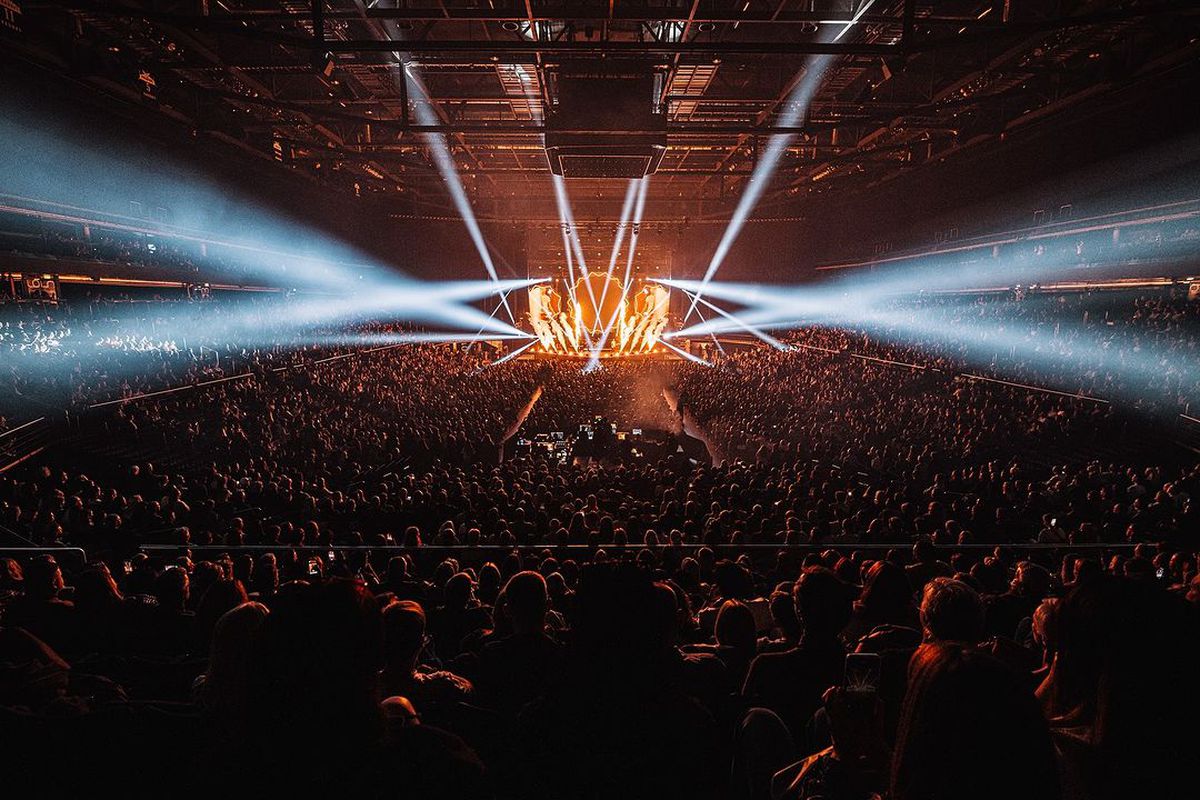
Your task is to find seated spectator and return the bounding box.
[758,587,803,653]
[743,567,852,746]
[516,565,723,799]
[686,598,758,693]
[1,555,75,656]
[772,686,892,800]
[429,571,488,661]
[844,561,919,645]
[195,601,268,735]
[383,555,429,602]
[984,561,1053,640]
[226,579,486,798]
[476,571,561,715]
[70,562,134,657]
[905,538,953,592]
[919,577,985,644]
[890,642,1060,800]
[1038,574,1197,800]
[193,577,249,655]
[381,599,473,708]
[134,565,195,656]
[1030,597,1060,686]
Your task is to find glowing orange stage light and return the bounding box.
[528,278,669,356]
[573,273,623,333]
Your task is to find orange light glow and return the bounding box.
[529,277,669,356]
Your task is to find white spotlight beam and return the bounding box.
[691,301,728,356]
[552,175,596,352]
[558,219,580,309]
[553,174,600,317]
[657,277,815,309]
[596,180,640,317]
[316,331,533,347]
[669,315,829,339]
[299,289,529,337]
[619,178,651,299]
[679,289,788,349]
[681,4,873,323]
[487,339,538,367]
[560,222,595,353]
[465,294,512,351]
[661,338,713,366]
[405,66,514,322]
[421,277,545,303]
[268,278,537,338]
[588,177,651,368]
[832,0,877,42]
[658,277,847,338]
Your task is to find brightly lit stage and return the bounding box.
[520,348,685,362]
[527,273,670,357]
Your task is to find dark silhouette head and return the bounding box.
[247,579,384,752]
[502,570,548,636]
[858,560,915,626]
[891,643,1059,800]
[381,599,426,673]
[714,599,757,654]
[793,566,852,642]
[919,577,984,644]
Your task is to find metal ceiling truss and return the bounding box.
[8,1,1200,218]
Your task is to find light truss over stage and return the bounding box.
[13,1,1197,223]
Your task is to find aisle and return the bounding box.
[499,385,544,461]
[661,387,726,466]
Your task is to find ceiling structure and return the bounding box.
[4,1,1200,272]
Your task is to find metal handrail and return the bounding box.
[139,542,1142,553]
[0,546,87,560]
[0,416,46,442]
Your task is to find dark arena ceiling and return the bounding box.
[3,1,1200,273]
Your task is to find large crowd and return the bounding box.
[0,210,306,284]
[793,289,1200,413]
[1,284,1199,798]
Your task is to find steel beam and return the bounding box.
[321,39,898,55]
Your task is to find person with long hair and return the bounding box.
[891,642,1060,800]
[843,561,919,645]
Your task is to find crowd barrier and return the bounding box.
[0,416,50,473]
[139,542,1142,557]
[0,546,88,571]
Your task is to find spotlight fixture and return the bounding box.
[313,51,336,78]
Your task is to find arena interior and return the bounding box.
[2,2,1200,797]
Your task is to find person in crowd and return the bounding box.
[890,642,1061,800]
[919,577,985,644]
[844,561,919,644]
[139,564,195,656]
[430,571,488,662]
[476,571,562,715]
[193,576,249,654]
[226,578,487,798]
[380,599,474,709]
[516,565,723,799]
[195,600,268,736]
[985,560,1053,640]
[905,538,954,592]
[1,555,75,655]
[742,567,853,746]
